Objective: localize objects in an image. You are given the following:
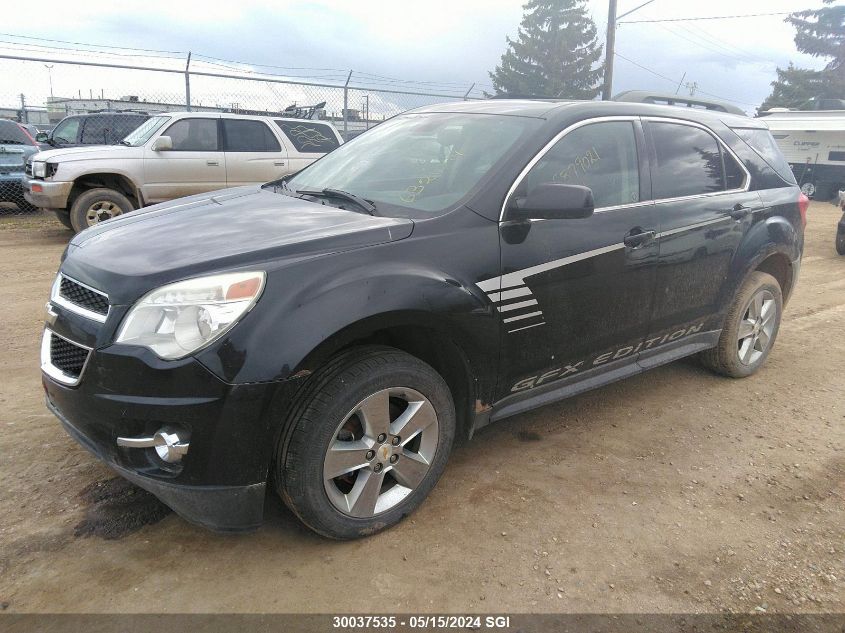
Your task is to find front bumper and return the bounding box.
[22,175,72,209]
[42,328,284,532]
[49,397,266,532]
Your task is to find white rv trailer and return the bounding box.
[761,109,845,200]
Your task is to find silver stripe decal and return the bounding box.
[508,322,546,333]
[657,216,728,238]
[488,287,532,303]
[499,299,539,312]
[496,243,625,289]
[504,311,544,324]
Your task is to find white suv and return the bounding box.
[23,112,343,232]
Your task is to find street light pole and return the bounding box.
[602,0,658,100]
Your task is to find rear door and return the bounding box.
[142,116,226,203]
[643,118,761,356]
[222,119,288,186]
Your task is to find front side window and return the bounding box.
[52,117,81,144]
[163,118,219,151]
[519,121,641,208]
[275,120,340,153]
[222,119,280,152]
[650,122,724,199]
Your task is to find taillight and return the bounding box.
[798,192,809,229]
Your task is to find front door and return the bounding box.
[222,119,289,186]
[142,116,226,204]
[492,118,659,398]
[644,119,761,351]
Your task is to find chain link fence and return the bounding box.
[0,54,486,215]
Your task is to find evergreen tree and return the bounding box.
[762,1,845,110]
[489,0,604,99]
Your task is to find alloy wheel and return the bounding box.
[323,387,439,518]
[737,288,777,365]
[84,200,122,225]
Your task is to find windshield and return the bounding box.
[0,121,33,145]
[121,115,170,146]
[287,113,540,216]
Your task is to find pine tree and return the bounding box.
[761,1,845,110]
[489,0,604,99]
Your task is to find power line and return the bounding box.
[613,51,756,107]
[619,11,791,24]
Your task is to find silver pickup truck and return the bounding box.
[23,111,342,232]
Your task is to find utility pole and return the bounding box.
[685,81,698,96]
[343,70,352,141]
[185,51,192,112]
[44,64,54,99]
[603,0,658,100]
[602,0,618,101]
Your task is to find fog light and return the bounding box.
[117,428,190,463]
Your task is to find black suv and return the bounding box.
[38,111,150,148]
[41,100,805,539]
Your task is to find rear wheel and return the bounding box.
[701,271,783,378]
[275,347,455,539]
[837,230,845,256]
[69,188,134,232]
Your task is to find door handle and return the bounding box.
[206,160,219,166]
[730,203,752,220]
[623,228,656,248]
[274,161,285,166]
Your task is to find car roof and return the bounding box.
[410,99,763,129]
[159,111,334,124]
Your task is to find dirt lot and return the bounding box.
[0,203,843,614]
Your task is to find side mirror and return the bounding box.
[150,136,173,151]
[35,132,48,143]
[507,183,595,220]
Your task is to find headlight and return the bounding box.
[115,271,265,360]
[32,161,47,178]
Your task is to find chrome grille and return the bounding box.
[59,276,109,316]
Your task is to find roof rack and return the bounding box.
[282,101,327,120]
[612,90,747,116]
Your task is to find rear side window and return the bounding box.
[274,120,340,153]
[222,120,280,152]
[520,121,641,208]
[650,122,724,199]
[163,118,219,151]
[81,118,110,144]
[0,120,32,145]
[732,128,796,184]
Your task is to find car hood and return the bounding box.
[33,144,141,162]
[62,186,415,304]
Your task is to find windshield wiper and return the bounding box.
[296,188,378,216]
[118,140,132,146]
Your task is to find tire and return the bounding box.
[275,346,456,539]
[53,209,74,230]
[837,231,845,256]
[69,188,134,233]
[701,271,783,378]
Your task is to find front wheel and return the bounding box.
[837,230,845,256]
[701,271,783,378]
[69,188,134,232]
[275,347,455,539]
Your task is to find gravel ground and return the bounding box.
[0,203,842,614]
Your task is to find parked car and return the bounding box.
[36,111,150,150]
[0,119,41,212]
[41,100,804,539]
[23,112,342,232]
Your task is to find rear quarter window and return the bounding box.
[274,121,340,153]
[732,128,797,185]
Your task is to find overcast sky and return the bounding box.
[0,0,832,114]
